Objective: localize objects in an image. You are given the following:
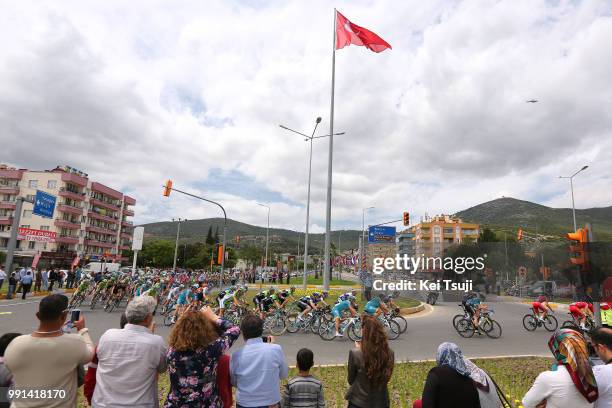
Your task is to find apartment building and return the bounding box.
[409,214,480,258]
[0,164,136,267]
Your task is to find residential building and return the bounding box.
[409,214,480,260]
[0,164,136,267]
[397,229,415,257]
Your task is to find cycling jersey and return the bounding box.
[218,290,235,309]
[466,297,481,307]
[177,289,194,306]
[332,300,351,318]
[167,287,180,300]
[364,298,382,315]
[338,292,353,303]
[537,295,548,303]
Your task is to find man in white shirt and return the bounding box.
[93,295,167,408]
[0,267,6,291]
[592,327,612,408]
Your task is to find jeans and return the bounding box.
[7,285,15,299]
[42,279,48,291]
[21,283,32,300]
[0,279,3,291]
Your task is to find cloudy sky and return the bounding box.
[2,0,611,232]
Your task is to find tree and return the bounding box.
[139,240,175,267]
[479,228,499,242]
[206,226,215,246]
[214,226,220,244]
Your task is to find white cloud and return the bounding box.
[1,0,611,234]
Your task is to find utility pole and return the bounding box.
[172,218,182,272]
[3,197,26,274]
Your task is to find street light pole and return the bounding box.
[359,207,375,274]
[279,119,344,289]
[257,203,270,268]
[172,218,182,272]
[558,165,588,231]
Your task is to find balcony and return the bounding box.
[121,220,133,227]
[0,186,19,195]
[120,231,133,239]
[0,216,13,226]
[56,235,79,245]
[91,182,123,200]
[90,197,121,211]
[86,225,118,235]
[119,245,131,251]
[124,195,136,206]
[59,187,85,201]
[57,203,83,216]
[88,211,119,224]
[0,169,24,180]
[85,239,116,248]
[123,208,134,217]
[60,172,88,187]
[0,202,16,210]
[54,219,81,230]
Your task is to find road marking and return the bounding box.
[0,311,12,315]
[0,300,41,307]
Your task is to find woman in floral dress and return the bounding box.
[165,306,240,407]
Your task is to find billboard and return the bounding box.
[368,225,396,244]
[17,228,56,243]
[132,226,144,251]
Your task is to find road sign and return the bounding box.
[33,190,56,218]
[368,225,396,244]
[132,226,144,251]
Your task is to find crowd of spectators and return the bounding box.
[1,292,612,408]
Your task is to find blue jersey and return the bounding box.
[333,300,351,313]
[177,289,194,305]
[365,298,382,310]
[466,297,481,307]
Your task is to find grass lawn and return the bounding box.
[77,357,551,407]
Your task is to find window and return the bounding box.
[20,224,30,229]
[47,180,57,189]
[443,228,454,234]
[433,226,441,235]
[28,180,38,188]
[28,241,36,249]
[40,225,50,231]
[23,210,32,218]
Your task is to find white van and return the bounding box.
[83,262,121,273]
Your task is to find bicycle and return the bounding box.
[263,308,288,336]
[456,309,502,339]
[286,306,332,334]
[376,313,402,340]
[388,307,407,334]
[561,312,595,332]
[319,314,362,341]
[453,304,471,329]
[522,309,557,332]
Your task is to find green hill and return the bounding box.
[140,217,362,254]
[455,197,612,241]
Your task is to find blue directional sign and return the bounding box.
[368,225,397,244]
[33,190,56,219]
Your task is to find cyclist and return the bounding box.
[569,301,593,330]
[164,283,181,309]
[253,287,275,312]
[296,294,318,321]
[332,295,358,337]
[466,293,484,331]
[532,294,553,321]
[364,293,389,317]
[173,284,195,323]
[277,287,297,308]
[217,286,237,317]
[338,289,357,303]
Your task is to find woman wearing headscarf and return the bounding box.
[419,342,481,408]
[523,328,598,408]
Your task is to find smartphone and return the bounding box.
[70,309,81,323]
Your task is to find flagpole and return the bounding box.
[323,9,337,291]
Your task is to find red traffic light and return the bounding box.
[163,180,173,197]
[403,211,410,226]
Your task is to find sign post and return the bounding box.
[33,190,56,218]
[131,226,144,276]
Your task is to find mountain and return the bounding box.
[455,197,612,241]
[140,217,362,254]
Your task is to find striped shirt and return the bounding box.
[281,375,326,408]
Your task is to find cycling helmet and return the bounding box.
[322,290,329,298]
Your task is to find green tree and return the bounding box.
[214,226,220,244]
[139,240,175,267]
[206,226,215,246]
[479,228,499,242]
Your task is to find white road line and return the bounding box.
[0,300,41,307]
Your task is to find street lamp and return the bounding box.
[279,118,345,289]
[359,207,375,274]
[558,165,588,231]
[257,203,270,268]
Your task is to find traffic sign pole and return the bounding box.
[3,197,24,274]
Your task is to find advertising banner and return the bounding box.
[17,228,56,243]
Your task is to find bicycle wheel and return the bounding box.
[543,315,558,332]
[385,319,401,340]
[561,320,577,329]
[393,315,408,333]
[318,320,336,341]
[453,314,465,329]
[269,315,286,336]
[456,318,475,338]
[484,319,503,339]
[348,320,362,342]
[522,314,537,331]
[286,316,301,333]
[164,314,175,326]
[90,294,99,310]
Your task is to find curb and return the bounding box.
[400,302,425,315]
[0,288,76,300]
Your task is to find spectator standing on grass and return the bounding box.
[83,313,128,406]
[0,267,5,291]
[282,348,326,408]
[34,268,42,292]
[6,273,17,300]
[346,315,394,408]
[48,268,56,291]
[93,296,167,408]
[20,270,33,300]
[523,328,598,408]
[164,306,240,407]
[41,268,48,291]
[4,294,94,408]
[231,314,289,408]
[591,327,612,408]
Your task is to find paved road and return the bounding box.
[0,295,557,364]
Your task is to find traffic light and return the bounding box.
[567,227,590,271]
[217,244,224,264]
[517,228,523,241]
[403,211,410,226]
[163,180,173,197]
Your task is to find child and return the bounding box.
[281,348,326,408]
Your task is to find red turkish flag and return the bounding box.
[335,10,391,53]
